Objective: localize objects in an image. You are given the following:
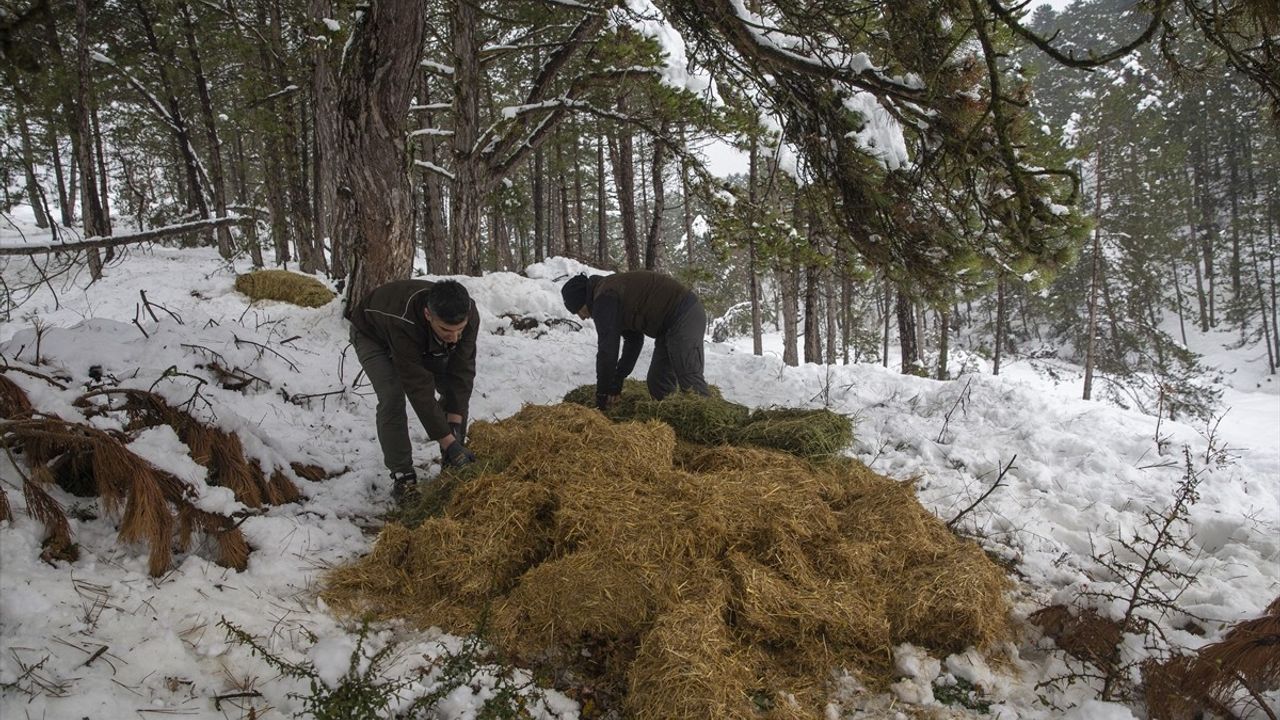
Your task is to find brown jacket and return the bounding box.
[350,280,478,440]
[589,271,694,394]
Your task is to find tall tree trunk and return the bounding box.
[1171,259,1189,347]
[178,0,233,259]
[74,0,106,279]
[558,136,571,258]
[574,133,585,257]
[1083,225,1102,400]
[231,130,264,267]
[91,96,112,240]
[533,148,545,263]
[134,0,210,228]
[596,136,608,266]
[9,79,49,228]
[1227,120,1243,312]
[993,275,1007,376]
[312,0,342,275]
[416,73,449,273]
[882,274,891,368]
[937,310,950,380]
[897,288,919,374]
[681,138,694,270]
[781,263,799,367]
[449,0,481,275]
[265,0,318,272]
[609,108,640,270]
[644,131,667,270]
[747,143,762,356]
[48,126,71,226]
[804,229,822,364]
[824,265,837,364]
[841,264,852,364]
[1184,171,1210,332]
[335,0,426,301]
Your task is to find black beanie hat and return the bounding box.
[561,274,591,313]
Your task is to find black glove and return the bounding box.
[450,420,466,445]
[442,440,476,468]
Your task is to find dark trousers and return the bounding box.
[647,298,710,399]
[350,327,415,475]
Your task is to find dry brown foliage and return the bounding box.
[2,415,251,576]
[1029,604,1123,672]
[326,403,1012,718]
[1,373,35,418]
[79,388,303,507]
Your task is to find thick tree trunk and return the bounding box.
[937,310,950,380]
[335,0,426,301]
[882,275,891,368]
[824,265,837,364]
[803,232,822,364]
[48,126,72,226]
[178,0,233,259]
[747,144,762,356]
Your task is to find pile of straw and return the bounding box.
[234,269,334,308]
[326,404,1010,718]
[564,382,854,459]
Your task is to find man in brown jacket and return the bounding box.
[561,270,709,410]
[349,279,478,500]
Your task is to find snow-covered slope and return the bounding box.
[1,242,1276,719]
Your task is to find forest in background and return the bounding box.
[1,0,1276,421]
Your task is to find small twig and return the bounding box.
[132,306,150,338]
[0,362,70,390]
[936,377,973,444]
[82,645,109,668]
[213,690,263,711]
[140,290,183,325]
[233,335,299,372]
[285,388,346,407]
[948,454,1017,529]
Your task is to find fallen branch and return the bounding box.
[948,455,1017,529]
[0,216,250,256]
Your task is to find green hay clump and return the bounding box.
[631,392,750,446]
[234,269,335,308]
[562,379,651,418]
[735,407,855,459]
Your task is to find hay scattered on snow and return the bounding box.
[234,269,335,308]
[326,404,1011,716]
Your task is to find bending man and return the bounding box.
[350,279,478,500]
[561,270,709,410]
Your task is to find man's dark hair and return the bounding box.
[427,280,471,324]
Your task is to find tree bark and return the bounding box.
[533,147,545,263]
[8,76,49,228]
[596,136,609,266]
[747,143,762,356]
[415,73,449,273]
[993,275,1007,376]
[644,130,667,270]
[335,0,427,301]
[74,0,106,279]
[804,228,822,364]
[897,288,919,374]
[609,109,640,270]
[178,0,234,259]
[449,0,482,275]
[937,310,950,380]
[781,263,799,367]
[312,0,343,275]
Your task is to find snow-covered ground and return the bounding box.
[1,225,1277,718]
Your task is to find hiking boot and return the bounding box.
[390,470,418,504]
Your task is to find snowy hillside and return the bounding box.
[1,241,1277,719]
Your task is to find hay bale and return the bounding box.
[234,269,334,308]
[735,407,854,459]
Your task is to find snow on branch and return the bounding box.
[421,60,454,75]
[413,160,456,181]
[408,128,455,137]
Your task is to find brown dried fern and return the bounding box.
[1,373,34,418]
[23,466,77,564]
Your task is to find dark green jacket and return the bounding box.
[350,280,478,440]
[590,271,694,394]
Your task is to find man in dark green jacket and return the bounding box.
[561,270,709,410]
[350,279,478,500]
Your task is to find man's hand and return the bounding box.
[596,393,621,411]
[449,421,466,445]
[442,440,476,468]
